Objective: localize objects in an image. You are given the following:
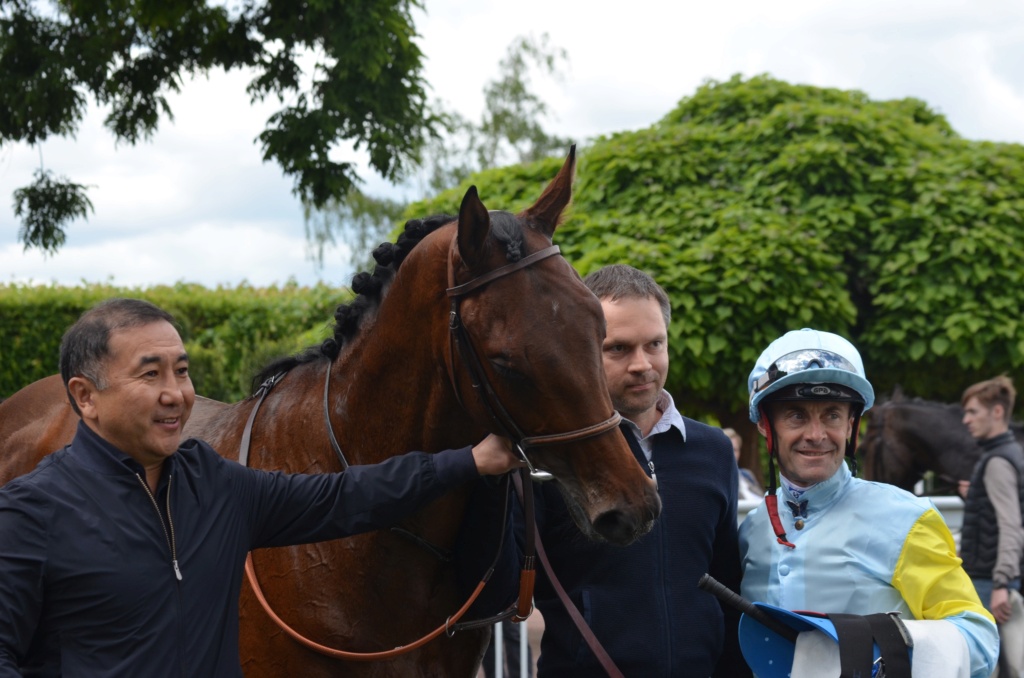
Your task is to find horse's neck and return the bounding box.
[902,405,976,476]
[330,242,480,462]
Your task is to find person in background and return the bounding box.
[959,375,1024,677]
[526,265,748,677]
[0,298,523,677]
[739,328,998,678]
[724,427,764,501]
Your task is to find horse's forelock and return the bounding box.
[489,211,525,263]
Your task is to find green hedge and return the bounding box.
[0,282,350,402]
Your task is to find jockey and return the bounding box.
[738,328,998,678]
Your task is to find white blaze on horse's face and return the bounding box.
[763,400,853,487]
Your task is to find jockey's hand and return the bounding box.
[471,434,526,476]
[957,480,970,499]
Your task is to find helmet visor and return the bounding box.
[752,349,860,395]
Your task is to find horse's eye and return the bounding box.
[490,359,529,383]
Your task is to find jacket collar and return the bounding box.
[979,430,1016,451]
[780,461,851,515]
[619,389,687,443]
[72,420,170,479]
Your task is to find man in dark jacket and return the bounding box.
[959,375,1024,674]
[0,298,521,677]
[526,266,748,677]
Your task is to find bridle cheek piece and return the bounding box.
[445,239,622,480]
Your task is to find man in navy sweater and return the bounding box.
[0,298,522,677]
[528,266,748,677]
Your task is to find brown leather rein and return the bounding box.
[236,237,622,661]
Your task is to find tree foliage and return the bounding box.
[13,168,93,254]
[409,75,1024,441]
[0,280,341,401]
[306,33,571,270]
[1,0,434,250]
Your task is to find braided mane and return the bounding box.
[251,210,525,393]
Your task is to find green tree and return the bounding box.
[409,74,1024,475]
[305,32,571,270]
[1,0,435,254]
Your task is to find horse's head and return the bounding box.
[862,395,980,493]
[444,147,661,545]
[861,401,912,488]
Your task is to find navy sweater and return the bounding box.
[0,422,478,677]
[529,420,748,678]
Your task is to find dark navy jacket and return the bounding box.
[525,419,748,678]
[0,422,478,677]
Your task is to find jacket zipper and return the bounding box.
[136,473,183,580]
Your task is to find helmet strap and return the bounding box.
[759,404,796,549]
[846,412,864,477]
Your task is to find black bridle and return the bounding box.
[444,237,625,628]
[444,240,622,479]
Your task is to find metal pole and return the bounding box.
[494,622,504,677]
[519,619,529,678]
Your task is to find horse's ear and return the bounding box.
[520,144,576,238]
[457,185,491,270]
[891,384,904,402]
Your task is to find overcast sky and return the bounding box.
[2,0,1023,289]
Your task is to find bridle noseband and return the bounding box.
[445,240,622,480]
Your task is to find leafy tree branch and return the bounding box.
[1,0,435,251]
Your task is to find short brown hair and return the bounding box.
[582,264,671,328]
[962,375,1016,423]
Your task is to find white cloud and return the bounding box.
[0,221,351,289]
[3,0,1024,289]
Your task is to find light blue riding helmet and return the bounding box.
[748,328,874,424]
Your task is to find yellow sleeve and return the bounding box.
[891,508,995,624]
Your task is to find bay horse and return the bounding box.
[861,393,1024,494]
[0,148,661,676]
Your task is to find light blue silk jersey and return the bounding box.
[739,463,998,678]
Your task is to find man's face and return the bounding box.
[760,400,853,487]
[71,320,195,470]
[962,396,1004,440]
[600,296,669,430]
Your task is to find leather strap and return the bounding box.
[446,245,561,298]
[827,612,912,678]
[866,613,912,678]
[828,613,875,678]
[237,367,518,660]
[519,413,621,448]
[513,473,625,678]
[243,553,488,660]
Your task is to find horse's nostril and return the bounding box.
[592,510,636,546]
[592,487,662,544]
